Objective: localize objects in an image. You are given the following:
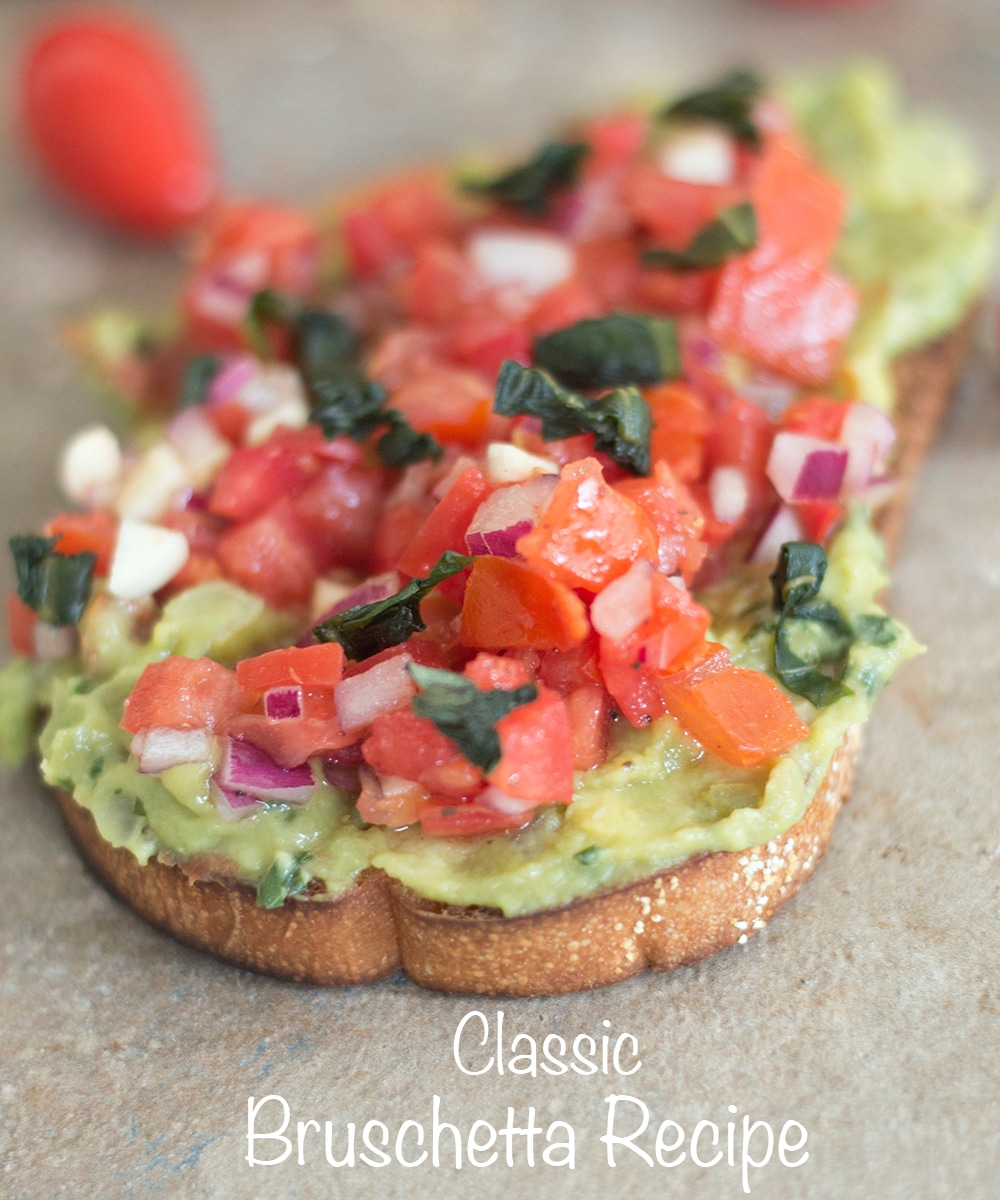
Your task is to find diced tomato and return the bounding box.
[356,771,430,827]
[459,557,589,652]
[412,591,467,666]
[581,112,648,174]
[704,394,776,523]
[396,465,490,579]
[659,665,809,768]
[371,499,432,574]
[616,460,707,583]
[341,174,462,280]
[161,507,226,555]
[216,497,316,610]
[643,381,710,483]
[236,642,345,693]
[753,138,846,267]
[207,400,252,445]
[448,305,532,379]
[390,366,492,448]
[565,683,611,770]
[208,427,322,523]
[463,652,534,690]
[779,395,850,440]
[226,712,353,768]
[362,707,483,798]
[526,277,602,337]
[632,266,721,316]
[538,633,602,693]
[7,592,37,657]
[120,656,251,734]
[44,510,118,576]
[516,457,658,593]
[488,686,574,803]
[575,237,639,308]
[368,327,449,391]
[797,499,845,544]
[291,460,387,571]
[598,643,667,727]
[419,798,533,837]
[624,164,743,247]
[400,240,467,325]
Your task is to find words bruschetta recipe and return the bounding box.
[2,63,995,994]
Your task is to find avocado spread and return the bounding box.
[0,64,989,917]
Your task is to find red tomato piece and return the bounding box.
[753,138,847,267]
[448,306,532,379]
[463,652,534,691]
[516,457,658,593]
[659,666,809,768]
[643,381,711,483]
[419,799,533,837]
[538,634,602,693]
[396,465,490,579]
[459,557,589,652]
[156,553,223,601]
[121,657,251,734]
[575,237,639,308]
[616,460,707,583]
[236,643,345,693]
[44,510,118,576]
[632,266,721,316]
[7,593,37,657]
[291,460,387,571]
[796,499,845,544]
[363,708,483,799]
[526,277,602,337]
[356,772,430,827]
[489,686,574,803]
[400,240,467,325]
[342,174,462,279]
[390,366,492,449]
[19,12,216,235]
[226,713,353,769]
[216,497,317,610]
[208,429,321,523]
[565,683,611,771]
[371,499,433,575]
[779,395,850,440]
[623,164,743,247]
[581,112,648,174]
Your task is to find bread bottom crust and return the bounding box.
[54,727,858,996]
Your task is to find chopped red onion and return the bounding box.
[767,432,849,502]
[327,572,401,616]
[749,505,804,566]
[264,686,303,721]
[335,652,416,732]
[218,736,315,803]
[132,727,214,775]
[208,354,259,404]
[465,475,557,558]
[591,558,655,641]
[210,779,262,822]
[840,403,896,494]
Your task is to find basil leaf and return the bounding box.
[853,613,897,647]
[407,663,537,773]
[294,309,360,382]
[533,313,680,390]
[256,851,313,909]
[463,141,590,216]
[179,354,222,409]
[643,203,757,272]
[9,535,96,627]
[493,360,652,475]
[313,551,473,660]
[377,411,443,468]
[310,377,388,440]
[660,67,764,147]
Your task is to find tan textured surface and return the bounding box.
[2,2,999,1199]
[53,733,856,995]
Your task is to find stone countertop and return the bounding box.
[1,2,998,1198]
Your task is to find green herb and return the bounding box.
[313,551,473,660]
[769,542,853,708]
[246,292,442,467]
[463,141,590,216]
[89,757,104,781]
[853,614,898,647]
[9,536,96,627]
[659,67,764,147]
[493,360,652,475]
[407,664,537,773]
[243,288,302,355]
[179,354,222,409]
[256,851,313,909]
[132,798,145,817]
[642,203,757,272]
[575,845,603,866]
[533,313,680,391]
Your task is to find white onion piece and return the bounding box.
[132,727,214,775]
[107,519,190,600]
[469,231,574,296]
[478,785,537,816]
[59,424,123,508]
[218,737,315,803]
[167,407,232,490]
[708,466,749,525]
[241,364,311,445]
[840,403,896,494]
[659,128,735,186]
[33,622,78,661]
[210,779,262,822]
[485,442,559,484]
[335,653,416,733]
[591,558,655,641]
[264,686,303,721]
[750,505,804,566]
[115,442,190,521]
[766,432,848,503]
[465,476,557,557]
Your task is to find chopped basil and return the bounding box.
[769,542,853,708]
[659,67,764,147]
[9,536,96,627]
[853,613,898,647]
[256,851,313,909]
[313,551,473,661]
[642,202,757,272]
[493,360,652,475]
[575,845,603,866]
[89,757,104,781]
[178,354,222,409]
[377,411,442,468]
[533,313,680,391]
[462,141,590,216]
[132,798,145,817]
[407,663,537,773]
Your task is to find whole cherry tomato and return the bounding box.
[18,10,217,235]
